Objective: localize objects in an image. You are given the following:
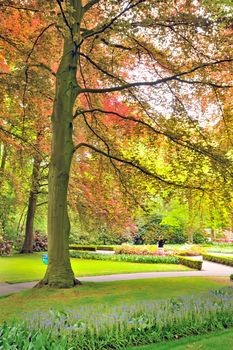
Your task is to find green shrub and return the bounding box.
[70,250,179,264]
[207,247,233,254]
[177,256,203,270]
[172,244,206,257]
[96,245,115,251]
[203,254,233,266]
[230,274,233,281]
[69,245,96,251]
[0,322,68,349]
[137,215,187,244]
[115,245,158,255]
[193,232,208,244]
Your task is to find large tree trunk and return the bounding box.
[20,155,41,253]
[38,3,82,287]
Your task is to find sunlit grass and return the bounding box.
[0,253,191,283]
[125,327,233,350]
[0,276,230,322]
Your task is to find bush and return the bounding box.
[137,215,187,244]
[0,239,12,256]
[33,232,47,252]
[0,322,69,349]
[70,250,179,264]
[115,244,174,256]
[193,232,208,244]
[230,274,233,281]
[172,244,206,257]
[177,256,203,270]
[207,247,233,254]
[203,254,233,266]
[214,239,233,243]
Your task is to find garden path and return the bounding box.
[0,260,233,296]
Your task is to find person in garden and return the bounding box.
[158,236,165,251]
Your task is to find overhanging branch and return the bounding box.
[78,59,233,93]
[0,3,40,12]
[73,142,205,191]
[28,63,56,77]
[80,0,146,44]
[74,108,233,175]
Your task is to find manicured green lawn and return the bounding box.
[0,253,191,283]
[0,277,230,322]
[125,328,233,350]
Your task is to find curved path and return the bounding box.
[0,260,233,296]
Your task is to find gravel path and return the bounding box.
[0,260,233,296]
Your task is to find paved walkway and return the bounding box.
[0,260,233,296]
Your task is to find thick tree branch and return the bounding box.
[79,52,118,79]
[78,59,233,93]
[0,125,44,158]
[74,108,233,174]
[28,63,56,77]
[0,34,25,53]
[80,0,146,43]
[36,201,48,207]
[175,78,232,88]
[73,142,205,190]
[100,38,133,51]
[26,23,56,63]
[56,0,73,37]
[0,3,40,12]
[81,112,111,154]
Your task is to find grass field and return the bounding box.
[0,253,191,283]
[125,327,233,350]
[0,276,230,322]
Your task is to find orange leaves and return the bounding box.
[0,53,10,73]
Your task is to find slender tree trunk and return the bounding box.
[0,144,8,232]
[0,145,7,172]
[20,155,41,253]
[210,208,215,240]
[0,143,7,186]
[38,1,82,288]
[187,192,194,243]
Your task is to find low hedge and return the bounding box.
[69,245,116,251]
[69,251,202,269]
[177,256,203,270]
[69,245,96,251]
[203,254,233,266]
[96,246,115,251]
[70,251,179,264]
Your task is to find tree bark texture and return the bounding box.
[38,1,82,288]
